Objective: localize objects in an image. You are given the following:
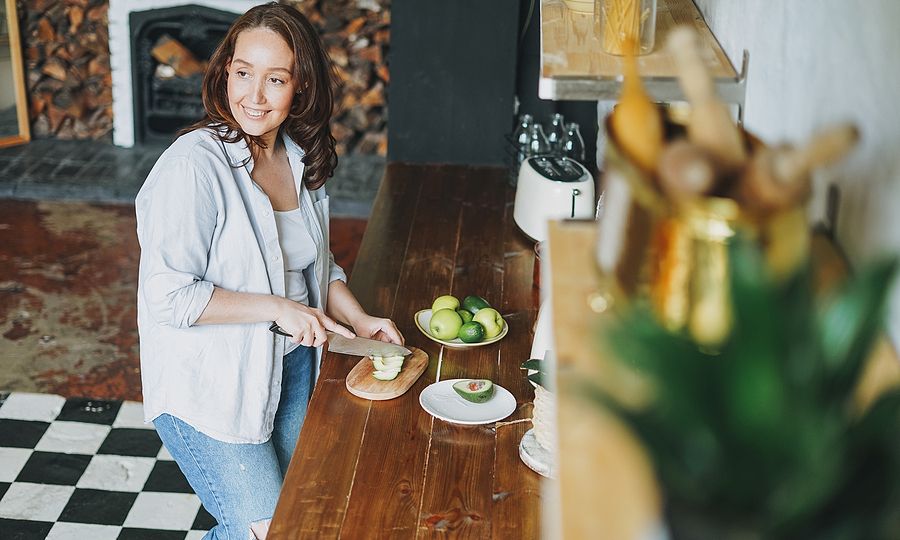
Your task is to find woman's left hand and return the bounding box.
[352,314,404,346]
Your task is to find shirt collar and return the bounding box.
[218,128,307,170]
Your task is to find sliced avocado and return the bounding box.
[452,379,494,403]
[372,356,391,371]
[372,368,401,381]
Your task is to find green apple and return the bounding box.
[473,307,504,339]
[431,294,460,312]
[457,309,473,323]
[429,308,463,340]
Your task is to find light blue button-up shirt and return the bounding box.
[135,128,346,443]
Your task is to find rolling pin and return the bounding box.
[610,39,664,172]
[667,27,747,174]
[737,123,860,212]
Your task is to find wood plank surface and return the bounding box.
[271,164,542,539]
[417,168,508,538]
[541,0,737,79]
[340,166,466,538]
[269,380,373,538]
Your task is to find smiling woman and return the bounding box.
[134,3,403,538]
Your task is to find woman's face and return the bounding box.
[227,27,299,145]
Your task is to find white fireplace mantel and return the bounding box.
[109,0,261,147]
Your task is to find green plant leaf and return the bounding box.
[520,358,543,371]
[818,258,898,397]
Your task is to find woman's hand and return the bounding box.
[351,314,405,346]
[274,299,356,347]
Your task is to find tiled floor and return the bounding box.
[0,392,215,539]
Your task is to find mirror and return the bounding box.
[0,0,30,148]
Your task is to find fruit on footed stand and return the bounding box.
[429,309,464,340]
[432,295,460,312]
[462,295,491,315]
[453,379,495,403]
[426,294,506,343]
[458,321,486,343]
[473,308,504,339]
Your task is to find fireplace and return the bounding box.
[109,0,259,147]
[130,6,236,145]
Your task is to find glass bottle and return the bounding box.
[527,123,551,158]
[509,114,535,186]
[561,122,585,162]
[546,113,567,155]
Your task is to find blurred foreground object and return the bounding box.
[597,25,860,348]
[589,237,900,539]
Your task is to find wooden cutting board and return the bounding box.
[345,346,429,400]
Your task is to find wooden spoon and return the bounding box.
[737,123,860,212]
[667,27,747,174]
[610,38,664,172]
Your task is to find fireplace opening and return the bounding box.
[130,5,237,145]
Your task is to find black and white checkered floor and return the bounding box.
[0,392,216,540]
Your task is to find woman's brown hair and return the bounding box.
[184,2,337,189]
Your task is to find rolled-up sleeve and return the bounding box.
[136,157,217,328]
[327,251,347,284]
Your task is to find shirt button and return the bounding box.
[272,254,280,262]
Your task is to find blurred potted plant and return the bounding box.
[588,236,900,539]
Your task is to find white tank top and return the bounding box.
[273,207,317,355]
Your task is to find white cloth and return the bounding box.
[273,207,316,355]
[135,128,346,443]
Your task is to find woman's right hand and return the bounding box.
[274,299,355,347]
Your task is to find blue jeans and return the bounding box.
[153,345,314,540]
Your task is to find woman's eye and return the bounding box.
[236,70,251,78]
[269,77,285,85]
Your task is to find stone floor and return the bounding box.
[0,139,380,402]
[0,139,385,218]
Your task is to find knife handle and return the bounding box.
[269,323,293,338]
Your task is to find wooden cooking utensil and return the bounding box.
[667,27,747,174]
[737,123,860,212]
[657,139,716,202]
[345,346,429,401]
[610,39,664,172]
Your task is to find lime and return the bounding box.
[458,321,486,343]
[457,309,473,323]
[462,295,491,315]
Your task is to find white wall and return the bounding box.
[693,0,900,346]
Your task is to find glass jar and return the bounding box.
[594,0,657,56]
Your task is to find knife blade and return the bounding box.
[269,323,410,357]
[325,331,411,357]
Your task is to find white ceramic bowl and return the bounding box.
[414,309,508,349]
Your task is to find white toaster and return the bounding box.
[513,156,595,242]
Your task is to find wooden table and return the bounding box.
[269,164,543,539]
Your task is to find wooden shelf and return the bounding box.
[539,0,747,106]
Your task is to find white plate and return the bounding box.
[414,309,508,349]
[419,379,516,425]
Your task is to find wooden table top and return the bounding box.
[269,163,542,539]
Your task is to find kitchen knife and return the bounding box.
[269,323,411,357]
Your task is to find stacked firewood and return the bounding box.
[16,0,390,154]
[288,0,390,156]
[18,0,113,140]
